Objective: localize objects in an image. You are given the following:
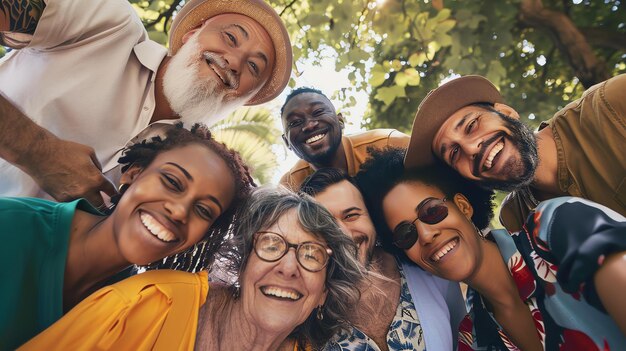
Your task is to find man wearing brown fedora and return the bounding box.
[404,75,626,232]
[280,87,409,191]
[0,0,291,206]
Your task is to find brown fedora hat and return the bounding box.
[404,75,503,169]
[168,0,293,105]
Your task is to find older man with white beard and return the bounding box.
[0,0,291,206]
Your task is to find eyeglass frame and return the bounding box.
[253,231,333,272]
[391,197,448,249]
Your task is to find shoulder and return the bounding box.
[111,270,208,298]
[280,159,313,191]
[499,190,532,233]
[0,197,71,217]
[18,0,145,50]
[347,129,409,148]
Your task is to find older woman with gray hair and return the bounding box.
[20,187,365,350]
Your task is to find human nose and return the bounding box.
[223,51,242,75]
[301,117,320,132]
[460,136,484,160]
[276,248,301,278]
[163,199,189,224]
[415,221,440,245]
[336,220,352,237]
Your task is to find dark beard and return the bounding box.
[302,138,342,167]
[475,114,538,192]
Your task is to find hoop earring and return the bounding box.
[316,305,324,320]
[118,183,129,193]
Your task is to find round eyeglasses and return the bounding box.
[253,231,333,272]
[392,197,448,249]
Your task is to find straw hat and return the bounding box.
[168,0,293,105]
[404,75,504,169]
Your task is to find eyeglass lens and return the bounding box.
[254,232,329,272]
[392,198,448,249]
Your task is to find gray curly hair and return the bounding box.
[222,186,365,349]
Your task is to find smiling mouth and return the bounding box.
[203,52,237,89]
[483,139,504,171]
[430,238,459,262]
[261,286,303,301]
[306,133,326,144]
[140,212,178,243]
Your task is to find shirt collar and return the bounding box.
[133,40,168,77]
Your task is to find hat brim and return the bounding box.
[404,75,504,169]
[169,0,292,105]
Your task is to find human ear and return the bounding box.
[281,134,292,150]
[452,193,474,220]
[493,103,520,120]
[181,27,201,44]
[119,164,144,186]
[337,113,345,129]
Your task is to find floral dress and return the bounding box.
[458,197,626,350]
[323,263,426,351]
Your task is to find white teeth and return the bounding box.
[431,239,458,262]
[306,133,325,144]
[261,287,301,300]
[484,140,504,170]
[140,212,177,242]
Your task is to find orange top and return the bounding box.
[19,270,208,351]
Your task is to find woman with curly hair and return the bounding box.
[0,123,254,349]
[356,147,626,350]
[20,187,365,350]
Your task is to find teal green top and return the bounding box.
[0,197,102,349]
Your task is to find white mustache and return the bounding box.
[202,51,239,90]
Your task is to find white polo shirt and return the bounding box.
[0,0,168,197]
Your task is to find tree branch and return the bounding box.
[580,27,626,52]
[518,0,609,88]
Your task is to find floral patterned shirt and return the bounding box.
[458,197,626,351]
[323,263,426,351]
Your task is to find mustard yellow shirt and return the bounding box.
[280,129,409,191]
[19,270,208,350]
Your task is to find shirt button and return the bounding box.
[143,106,150,111]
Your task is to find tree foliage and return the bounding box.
[129,0,624,132]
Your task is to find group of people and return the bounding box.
[0,0,624,350]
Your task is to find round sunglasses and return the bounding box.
[391,197,448,249]
[253,231,333,272]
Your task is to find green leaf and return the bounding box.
[374,85,406,106]
[404,68,421,86]
[369,64,388,87]
[434,8,451,21]
[409,52,427,67]
[435,19,456,34]
[394,72,408,87]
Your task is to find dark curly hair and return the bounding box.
[112,122,255,272]
[356,146,494,257]
[280,86,328,116]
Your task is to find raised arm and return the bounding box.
[0,94,117,206]
[532,198,626,333]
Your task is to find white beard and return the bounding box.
[162,32,243,127]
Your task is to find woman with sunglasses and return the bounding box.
[356,147,626,351]
[20,187,365,350]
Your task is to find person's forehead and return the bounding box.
[270,209,324,243]
[317,180,366,210]
[431,105,481,150]
[283,93,333,117]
